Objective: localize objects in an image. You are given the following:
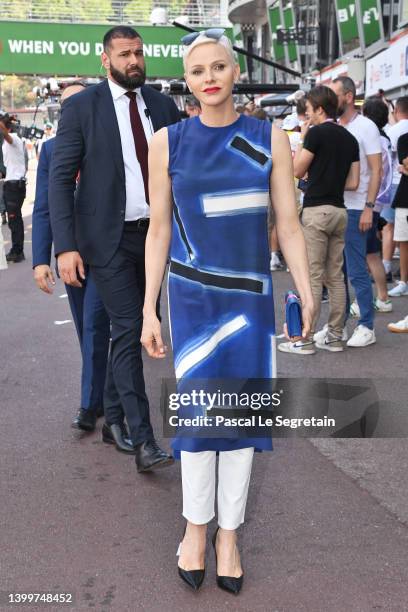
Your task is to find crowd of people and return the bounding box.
[0,23,407,596]
[265,84,408,345]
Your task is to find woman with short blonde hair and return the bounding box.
[142,30,313,594]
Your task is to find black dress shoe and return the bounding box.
[212,528,243,595]
[1,212,7,225]
[102,422,136,454]
[6,251,25,263]
[135,439,174,473]
[71,408,97,431]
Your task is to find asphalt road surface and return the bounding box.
[1,169,408,611]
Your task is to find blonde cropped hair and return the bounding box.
[183,34,237,70]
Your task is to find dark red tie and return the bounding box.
[125,91,149,204]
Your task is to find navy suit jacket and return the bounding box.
[48,79,180,266]
[32,137,54,267]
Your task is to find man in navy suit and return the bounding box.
[33,84,135,455]
[49,26,180,472]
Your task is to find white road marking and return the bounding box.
[59,294,68,299]
[54,320,72,325]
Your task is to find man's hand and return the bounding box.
[300,118,311,140]
[245,101,255,114]
[57,251,85,287]
[0,121,12,144]
[34,265,56,294]
[359,207,373,232]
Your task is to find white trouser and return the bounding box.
[180,447,254,530]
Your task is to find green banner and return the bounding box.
[283,4,298,64]
[335,0,360,53]
[268,4,285,62]
[359,0,382,47]
[232,24,247,75]
[0,21,233,77]
[402,0,408,25]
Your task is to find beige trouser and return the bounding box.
[302,205,348,338]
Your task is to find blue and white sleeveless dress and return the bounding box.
[167,114,275,458]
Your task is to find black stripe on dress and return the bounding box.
[230,136,269,166]
[170,260,264,294]
[173,198,194,260]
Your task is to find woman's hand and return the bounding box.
[141,312,167,359]
[282,300,314,341]
[301,301,314,339]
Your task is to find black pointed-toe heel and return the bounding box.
[177,532,205,591]
[212,528,244,595]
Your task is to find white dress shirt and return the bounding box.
[2,134,26,181]
[108,78,153,221]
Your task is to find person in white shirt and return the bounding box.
[36,122,54,159]
[0,114,27,263]
[330,77,382,348]
[385,97,408,294]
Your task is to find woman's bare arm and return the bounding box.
[270,125,314,337]
[141,127,173,358]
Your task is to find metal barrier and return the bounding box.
[0,0,228,26]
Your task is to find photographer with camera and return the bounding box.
[0,112,27,263]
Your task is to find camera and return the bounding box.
[0,110,20,130]
[0,110,44,139]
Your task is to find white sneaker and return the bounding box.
[388,281,408,297]
[374,298,393,313]
[346,325,376,347]
[387,315,408,333]
[278,340,316,355]
[315,336,344,352]
[349,301,360,318]
[270,253,284,271]
[313,324,348,343]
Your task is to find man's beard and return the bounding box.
[337,103,346,117]
[109,62,146,89]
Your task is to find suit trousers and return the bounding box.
[181,448,254,530]
[89,225,154,446]
[65,273,112,411]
